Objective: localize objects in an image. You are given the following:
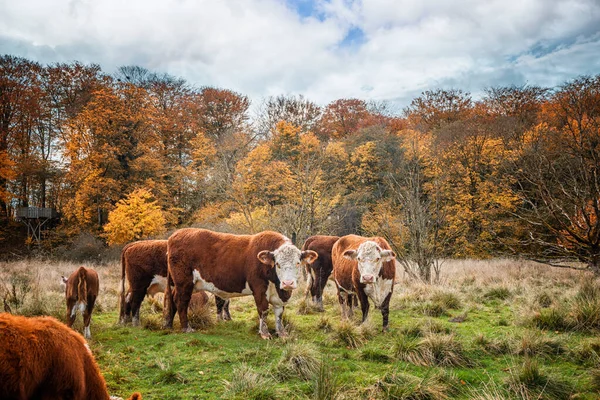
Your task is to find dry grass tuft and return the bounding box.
[367,369,459,400]
[223,363,277,400]
[275,342,320,381]
[332,320,366,348]
[516,330,565,358]
[473,334,513,355]
[394,333,470,367]
[506,358,574,400]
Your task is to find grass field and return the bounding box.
[1,258,599,399]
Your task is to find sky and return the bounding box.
[1,0,599,110]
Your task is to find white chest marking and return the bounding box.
[363,278,393,308]
[192,269,252,299]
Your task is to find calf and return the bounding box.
[301,235,339,311]
[62,266,99,339]
[0,313,141,400]
[164,228,317,338]
[119,240,230,326]
[332,235,396,331]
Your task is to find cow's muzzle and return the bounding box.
[361,274,375,284]
[281,281,297,291]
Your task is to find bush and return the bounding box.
[332,320,365,348]
[62,232,105,262]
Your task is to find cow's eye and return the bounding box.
[376,258,381,262]
[275,263,280,269]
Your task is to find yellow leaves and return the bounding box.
[190,131,216,168]
[0,151,16,203]
[103,188,166,245]
[347,141,379,187]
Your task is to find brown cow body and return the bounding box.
[0,313,141,400]
[119,240,230,326]
[332,235,396,331]
[63,266,99,339]
[302,235,339,311]
[164,228,317,338]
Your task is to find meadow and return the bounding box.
[1,258,599,399]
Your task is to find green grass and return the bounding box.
[2,259,599,399]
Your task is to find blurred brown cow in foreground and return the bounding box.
[0,313,141,400]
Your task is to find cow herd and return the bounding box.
[0,228,396,399]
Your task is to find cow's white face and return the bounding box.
[343,241,395,284]
[258,243,318,291]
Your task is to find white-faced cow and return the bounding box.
[332,235,396,331]
[301,235,339,311]
[61,266,99,339]
[164,228,317,338]
[119,240,230,326]
[0,313,142,400]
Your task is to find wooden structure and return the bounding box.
[16,207,58,244]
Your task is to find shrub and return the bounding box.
[62,232,105,262]
[275,342,320,381]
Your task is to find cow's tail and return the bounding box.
[76,267,88,311]
[119,244,130,322]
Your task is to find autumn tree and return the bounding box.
[511,75,600,273]
[318,98,373,139]
[195,87,250,140]
[256,94,321,137]
[104,188,166,245]
[405,89,473,132]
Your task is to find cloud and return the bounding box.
[1,0,599,108]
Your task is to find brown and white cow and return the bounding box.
[301,235,340,311]
[164,228,317,338]
[61,266,99,339]
[0,313,142,400]
[119,240,230,326]
[332,235,396,331]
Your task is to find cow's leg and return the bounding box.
[215,296,226,321]
[223,299,231,321]
[380,292,393,332]
[163,273,176,329]
[175,281,194,332]
[66,298,77,327]
[120,290,133,325]
[129,288,147,327]
[274,305,287,337]
[305,266,314,302]
[357,289,370,324]
[254,293,271,339]
[83,295,96,339]
[314,270,328,312]
[347,293,355,320]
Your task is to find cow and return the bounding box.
[164,228,318,338]
[301,235,340,311]
[331,235,396,331]
[119,240,230,326]
[0,313,142,400]
[61,266,99,339]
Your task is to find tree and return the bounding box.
[404,89,473,132]
[256,94,321,137]
[511,75,600,273]
[195,87,250,140]
[104,188,166,245]
[318,98,372,139]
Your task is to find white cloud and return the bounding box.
[1,0,599,108]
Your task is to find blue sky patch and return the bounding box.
[340,26,366,49]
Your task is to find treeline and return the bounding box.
[1,55,599,277]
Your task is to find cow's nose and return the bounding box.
[362,274,374,283]
[281,280,296,290]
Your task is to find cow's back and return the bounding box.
[303,235,339,273]
[168,228,288,293]
[124,240,168,278]
[66,267,99,299]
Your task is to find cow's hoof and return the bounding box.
[260,332,272,340]
[277,331,288,338]
[223,315,232,321]
[183,327,195,333]
[382,326,389,333]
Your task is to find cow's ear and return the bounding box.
[61,276,68,284]
[257,250,275,266]
[301,250,318,265]
[343,250,357,260]
[380,250,396,262]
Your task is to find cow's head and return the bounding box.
[60,275,68,291]
[258,243,318,291]
[343,241,395,284]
